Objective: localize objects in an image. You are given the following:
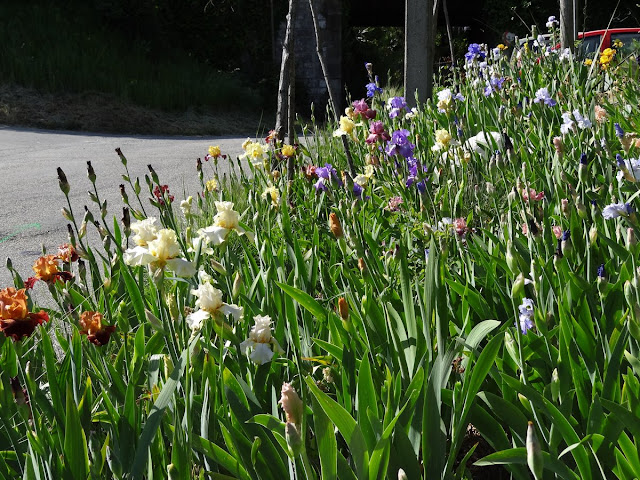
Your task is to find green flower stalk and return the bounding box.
[285,422,302,457]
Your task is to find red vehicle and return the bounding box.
[577,28,640,55]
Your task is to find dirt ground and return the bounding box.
[0,84,271,136]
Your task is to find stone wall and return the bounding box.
[277,0,342,117]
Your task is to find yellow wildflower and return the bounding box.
[497,43,507,51]
[584,58,592,66]
[599,48,616,69]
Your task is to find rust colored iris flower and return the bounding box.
[56,243,79,263]
[79,311,116,346]
[0,287,49,341]
[32,255,73,283]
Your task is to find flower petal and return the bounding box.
[250,343,274,365]
[166,258,197,277]
[123,246,155,266]
[186,309,210,331]
[198,226,229,245]
[220,303,244,321]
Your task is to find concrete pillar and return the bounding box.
[404,0,434,107]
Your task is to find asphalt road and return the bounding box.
[0,125,248,302]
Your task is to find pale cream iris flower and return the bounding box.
[124,228,196,277]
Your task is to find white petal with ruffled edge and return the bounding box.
[250,343,274,365]
[239,338,255,352]
[166,258,197,277]
[220,303,244,321]
[198,226,229,245]
[123,246,156,266]
[186,309,210,331]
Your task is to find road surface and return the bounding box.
[0,125,249,303]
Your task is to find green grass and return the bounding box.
[0,1,263,112]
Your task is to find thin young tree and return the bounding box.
[275,0,298,180]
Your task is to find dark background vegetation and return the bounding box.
[0,0,638,132]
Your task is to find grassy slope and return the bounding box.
[0,1,273,135]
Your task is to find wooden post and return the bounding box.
[560,0,575,51]
[404,0,435,107]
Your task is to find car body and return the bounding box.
[577,28,640,56]
[513,28,640,60]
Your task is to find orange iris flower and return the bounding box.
[79,311,116,346]
[0,287,49,341]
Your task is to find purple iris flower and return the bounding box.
[314,178,327,192]
[386,129,415,159]
[315,163,342,188]
[518,298,535,334]
[315,166,330,180]
[533,88,557,107]
[366,81,383,98]
[408,159,418,178]
[353,183,363,197]
[388,96,407,118]
[491,76,505,89]
[597,264,606,278]
[615,123,625,139]
[465,43,486,63]
[416,180,427,193]
[562,230,571,241]
[579,153,587,165]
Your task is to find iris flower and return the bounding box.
[186,282,243,331]
[124,228,196,277]
[239,315,284,365]
[79,311,116,346]
[0,287,49,341]
[603,202,634,219]
[197,201,251,246]
[518,298,535,334]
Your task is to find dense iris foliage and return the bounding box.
[1,30,640,479]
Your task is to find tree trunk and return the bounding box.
[404,0,436,107]
[275,0,298,143]
[560,0,575,51]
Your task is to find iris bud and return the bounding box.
[526,421,544,480]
